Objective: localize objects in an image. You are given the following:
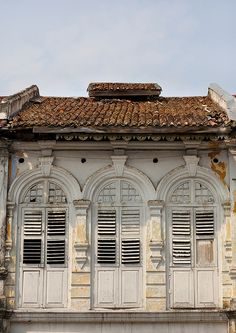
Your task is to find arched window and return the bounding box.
[167,179,218,308]
[19,180,68,308]
[93,179,143,308]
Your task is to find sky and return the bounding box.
[0,0,235,97]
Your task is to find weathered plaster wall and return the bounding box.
[4,144,234,314]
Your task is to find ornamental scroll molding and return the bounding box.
[148,200,164,269]
[73,200,90,269]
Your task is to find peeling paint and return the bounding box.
[208,150,220,159]
[208,151,227,185]
[233,191,236,214]
[211,160,227,184]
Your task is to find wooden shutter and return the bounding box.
[22,209,43,307]
[45,209,67,307]
[97,210,116,264]
[121,239,140,264]
[46,210,66,265]
[95,209,117,307]
[170,209,194,308]
[172,210,191,266]
[23,211,43,264]
[120,208,142,307]
[195,209,217,307]
[195,210,214,236]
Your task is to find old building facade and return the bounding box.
[0,82,236,332]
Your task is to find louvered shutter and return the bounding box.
[46,210,66,265]
[120,208,142,307]
[172,210,191,266]
[95,209,117,307]
[196,210,214,237]
[195,209,217,306]
[121,208,140,264]
[23,210,43,264]
[97,210,116,264]
[45,209,67,307]
[22,209,44,307]
[170,209,194,308]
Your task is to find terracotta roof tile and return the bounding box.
[10,95,230,130]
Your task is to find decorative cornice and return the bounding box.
[55,133,232,142]
[73,199,90,211]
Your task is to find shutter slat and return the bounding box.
[196,211,214,236]
[97,239,116,264]
[172,210,191,266]
[122,239,140,264]
[47,211,66,236]
[47,240,65,264]
[121,209,140,235]
[98,210,116,235]
[23,239,41,264]
[24,212,42,236]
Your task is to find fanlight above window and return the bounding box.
[23,181,67,204]
[169,180,215,204]
[97,180,141,203]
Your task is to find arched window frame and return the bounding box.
[7,165,81,309]
[156,162,230,309]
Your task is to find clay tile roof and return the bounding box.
[10,95,230,131]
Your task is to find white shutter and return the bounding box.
[23,210,43,265]
[195,210,214,236]
[46,210,66,265]
[21,209,44,307]
[120,208,142,307]
[171,209,193,308]
[97,210,116,264]
[121,239,140,264]
[172,210,191,266]
[95,209,117,307]
[195,209,217,307]
[45,209,67,307]
[121,209,140,235]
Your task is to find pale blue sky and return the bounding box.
[0,0,235,97]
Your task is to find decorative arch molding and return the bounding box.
[82,164,155,202]
[8,165,82,204]
[156,164,229,204]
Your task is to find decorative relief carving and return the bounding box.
[39,156,54,176]
[183,155,200,177]
[111,155,127,177]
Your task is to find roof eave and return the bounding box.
[25,125,233,135]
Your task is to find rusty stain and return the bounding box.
[208,150,227,185]
[211,160,226,184]
[208,150,220,159]
[223,300,230,309]
[6,220,11,241]
[233,191,236,214]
